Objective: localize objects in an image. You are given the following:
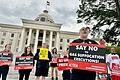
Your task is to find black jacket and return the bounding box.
[34,49,52,68]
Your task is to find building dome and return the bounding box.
[35,10,54,23]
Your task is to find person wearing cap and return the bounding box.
[70,27,106,80]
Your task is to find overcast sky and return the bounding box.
[0,0,89,32]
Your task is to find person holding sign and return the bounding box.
[106,48,120,80]
[34,43,52,80]
[70,27,106,80]
[50,48,60,80]
[62,49,71,80]
[18,46,34,80]
[0,44,12,80]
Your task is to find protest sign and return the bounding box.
[57,58,71,70]
[39,48,48,60]
[69,43,107,73]
[111,63,120,76]
[15,56,33,70]
[0,52,13,66]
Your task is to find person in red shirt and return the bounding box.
[106,48,120,80]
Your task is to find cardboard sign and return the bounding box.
[68,43,107,73]
[39,48,48,60]
[15,56,34,70]
[0,52,13,66]
[111,63,120,76]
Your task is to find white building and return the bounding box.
[0,10,79,54]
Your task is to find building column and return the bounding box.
[27,28,32,46]
[34,29,39,53]
[18,28,26,52]
[56,31,60,50]
[49,31,53,51]
[42,30,46,43]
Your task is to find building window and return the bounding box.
[16,48,18,52]
[11,33,14,37]
[25,39,28,44]
[27,32,29,36]
[10,39,13,44]
[67,39,70,43]
[1,39,5,45]
[52,41,54,47]
[40,17,46,22]
[17,40,20,46]
[19,34,21,38]
[60,39,63,42]
[34,32,36,37]
[60,45,62,50]
[53,35,55,38]
[2,32,6,36]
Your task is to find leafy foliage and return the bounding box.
[77,0,120,44]
[106,46,120,55]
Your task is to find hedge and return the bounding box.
[106,46,120,54]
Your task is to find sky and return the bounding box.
[0,0,88,32]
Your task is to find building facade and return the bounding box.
[0,10,79,54]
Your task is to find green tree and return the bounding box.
[77,0,120,44]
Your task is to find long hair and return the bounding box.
[4,44,11,50]
[24,46,32,54]
[52,48,57,54]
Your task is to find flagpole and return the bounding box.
[46,3,47,10]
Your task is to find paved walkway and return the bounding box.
[6,66,63,80]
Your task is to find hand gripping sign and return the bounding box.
[39,48,48,60]
[0,52,13,66]
[15,56,34,70]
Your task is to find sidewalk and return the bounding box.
[7,66,63,80]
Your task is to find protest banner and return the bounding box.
[111,63,120,76]
[15,56,33,70]
[57,58,71,70]
[0,52,13,66]
[69,43,107,73]
[39,48,48,60]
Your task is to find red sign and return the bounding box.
[57,58,72,70]
[111,63,120,76]
[15,65,33,70]
[15,56,34,70]
[51,58,58,63]
[58,43,107,73]
[69,59,107,73]
[0,52,13,66]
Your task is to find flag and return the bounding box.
[47,1,50,6]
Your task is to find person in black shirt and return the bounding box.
[34,43,52,80]
[0,44,12,80]
[71,27,106,80]
[19,46,34,80]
